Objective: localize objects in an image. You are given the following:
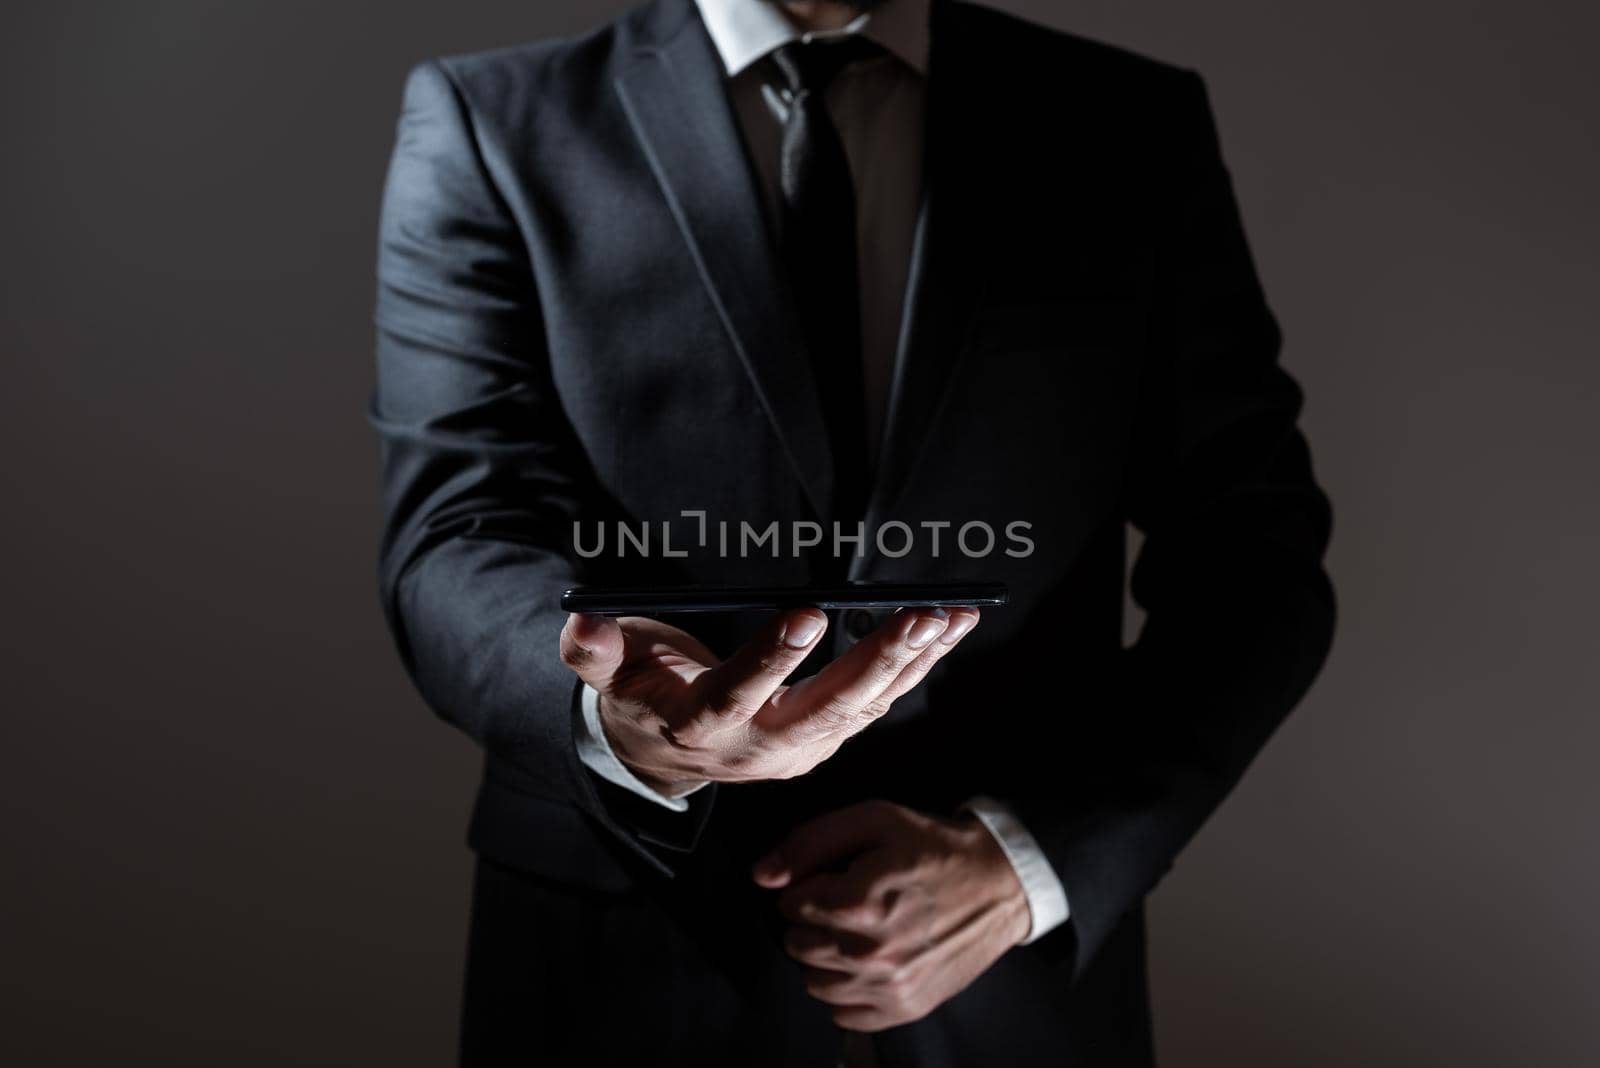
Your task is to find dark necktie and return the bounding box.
[771,37,879,539]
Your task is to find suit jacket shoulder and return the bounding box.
[417,0,701,130]
[944,0,1199,116]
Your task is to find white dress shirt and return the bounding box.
[574,0,1070,947]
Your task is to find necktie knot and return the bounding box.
[770,35,880,99]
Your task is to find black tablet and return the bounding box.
[560,582,1008,615]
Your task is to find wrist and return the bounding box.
[957,815,1032,948]
[994,876,1032,947]
[595,693,703,796]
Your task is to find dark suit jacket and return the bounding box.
[372,1,1335,1063]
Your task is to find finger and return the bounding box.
[753,800,899,887]
[694,608,827,725]
[778,875,889,935]
[558,613,625,690]
[800,966,872,1007]
[783,924,880,971]
[777,873,851,922]
[777,839,906,929]
[863,607,981,712]
[767,609,951,736]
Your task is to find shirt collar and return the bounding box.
[693,0,930,78]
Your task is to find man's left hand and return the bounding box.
[753,800,1031,1032]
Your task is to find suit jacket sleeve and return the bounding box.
[371,61,711,876]
[1006,71,1337,978]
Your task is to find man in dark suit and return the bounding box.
[372,0,1335,1063]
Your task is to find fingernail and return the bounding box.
[570,612,603,645]
[783,612,825,649]
[939,612,978,645]
[905,609,949,649]
[753,852,785,880]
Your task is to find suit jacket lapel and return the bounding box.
[859,0,986,556]
[614,5,834,522]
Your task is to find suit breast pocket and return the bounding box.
[898,297,1146,565]
[937,298,1145,483]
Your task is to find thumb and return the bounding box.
[559,613,625,691]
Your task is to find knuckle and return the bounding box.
[867,651,907,685]
[811,714,852,738]
[719,744,777,782]
[755,651,792,678]
[835,901,876,927]
[796,908,827,932]
[884,966,919,1002]
[815,697,864,732]
[719,745,753,770]
[662,721,705,749]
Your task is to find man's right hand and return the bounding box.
[559,607,979,794]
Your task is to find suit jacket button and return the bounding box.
[845,608,876,640]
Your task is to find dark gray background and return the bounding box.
[3,1,1596,1063]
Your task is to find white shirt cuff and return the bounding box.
[962,794,1071,944]
[574,684,710,812]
